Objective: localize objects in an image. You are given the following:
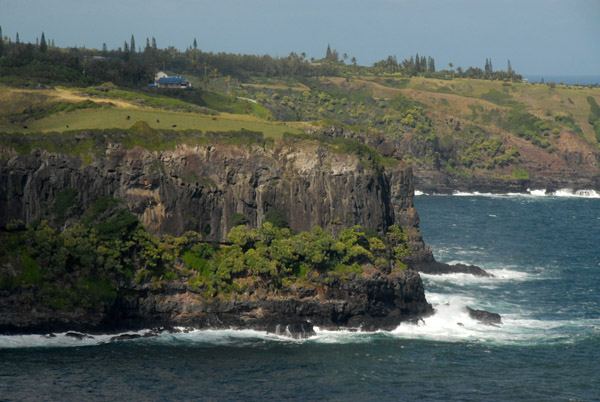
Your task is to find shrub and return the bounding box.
[264,210,289,229]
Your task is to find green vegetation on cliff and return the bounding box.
[0,196,411,311]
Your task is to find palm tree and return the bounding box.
[211,68,218,90]
[226,75,232,95]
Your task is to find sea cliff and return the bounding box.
[0,129,438,335]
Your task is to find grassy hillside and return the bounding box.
[1,72,599,185]
[242,75,600,181]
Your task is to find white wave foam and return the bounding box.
[414,190,426,196]
[443,189,600,199]
[0,331,139,349]
[552,188,600,198]
[389,293,600,345]
[1,315,597,348]
[420,267,533,286]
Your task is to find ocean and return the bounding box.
[1,191,599,401]
[523,75,600,86]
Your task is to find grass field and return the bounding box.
[0,86,301,138]
[0,108,300,138]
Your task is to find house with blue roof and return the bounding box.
[151,71,192,89]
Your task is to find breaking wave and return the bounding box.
[437,189,600,198]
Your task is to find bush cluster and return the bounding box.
[0,195,412,309]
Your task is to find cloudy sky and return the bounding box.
[1,0,599,76]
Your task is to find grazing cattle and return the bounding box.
[125,115,131,120]
[66,125,69,128]
[172,124,177,128]
[156,119,160,123]
[23,125,28,129]
[212,117,217,121]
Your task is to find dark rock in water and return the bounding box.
[110,333,142,342]
[267,321,316,339]
[466,307,502,325]
[65,332,94,340]
[416,261,492,277]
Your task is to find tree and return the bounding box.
[507,59,513,74]
[130,34,136,54]
[326,44,332,60]
[226,75,231,95]
[16,32,20,44]
[0,26,4,57]
[151,36,157,50]
[40,32,47,53]
[427,56,435,72]
[193,37,197,50]
[102,42,107,54]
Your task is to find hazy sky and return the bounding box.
[1,0,599,76]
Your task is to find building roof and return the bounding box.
[157,77,188,83]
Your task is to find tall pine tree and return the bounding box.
[130,34,136,54]
[428,56,435,72]
[40,32,47,53]
[0,26,4,57]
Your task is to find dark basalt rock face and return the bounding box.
[106,266,433,335]
[0,140,395,240]
[416,261,492,277]
[0,266,434,337]
[466,306,502,325]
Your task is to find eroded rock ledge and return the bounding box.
[0,266,433,337]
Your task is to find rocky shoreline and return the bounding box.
[413,169,600,195]
[0,261,498,339]
[0,267,436,338]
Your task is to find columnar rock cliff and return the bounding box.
[1,137,396,241]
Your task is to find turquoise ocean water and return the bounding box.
[1,192,599,401]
